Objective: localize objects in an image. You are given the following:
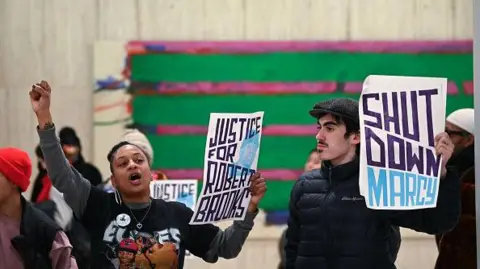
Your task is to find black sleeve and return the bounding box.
[285,180,303,269]
[80,185,111,232]
[278,229,288,269]
[381,167,461,234]
[86,164,103,187]
[174,202,220,258]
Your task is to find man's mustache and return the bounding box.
[317,141,328,147]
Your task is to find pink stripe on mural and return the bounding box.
[262,125,318,136]
[146,82,338,94]
[161,169,303,181]
[156,125,318,135]
[127,40,472,54]
[157,125,207,135]
[463,81,474,95]
[133,81,472,95]
[343,82,363,93]
[342,81,462,94]
[446,81,459,94]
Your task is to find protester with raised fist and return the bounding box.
[30,80,267,269]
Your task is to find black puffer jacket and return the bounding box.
[285,158,461,269]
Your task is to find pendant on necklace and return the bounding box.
[136,223,143,230]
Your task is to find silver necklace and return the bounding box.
[128,201,152,230]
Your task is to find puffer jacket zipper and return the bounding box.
[326,166,333,261]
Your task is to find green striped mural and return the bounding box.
[127,41,473,212]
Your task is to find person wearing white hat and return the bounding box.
[120,128,168,180]
[100,129,168,193]
[434,108,476,269]
[445,108,474,157]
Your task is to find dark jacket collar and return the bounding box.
[11,196,34,268]
[321,157,360,182]
[11,196,58,269]
[11,195,28,235]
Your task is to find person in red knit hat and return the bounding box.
[0,147,78,269]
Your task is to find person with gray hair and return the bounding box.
[119,129,167,180]
[100,129,167,193]
[120,129,154,166]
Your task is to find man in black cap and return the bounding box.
[284,98,461,269]
[59,127,103,187]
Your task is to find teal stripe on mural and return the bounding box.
[132,93,357,125]
[133,93,473,126]
[130,52,472,83]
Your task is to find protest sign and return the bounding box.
[150,180,198,209]
[359,75,447,210]
[150,179,197,257]
[190,112,264,224]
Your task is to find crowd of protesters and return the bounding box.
[0,80,475,269]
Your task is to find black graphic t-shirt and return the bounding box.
[81,187,220,269]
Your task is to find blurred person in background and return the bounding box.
[31,144,91,269]
[278,148,321,269]
[31,144,58,221]
[100,128,167,193]
[59,126,103,187]
[435,108,476,269]
[32,144,74,228]
[303,148,322,172]
[0,147,77,269]
[31,144,51,204]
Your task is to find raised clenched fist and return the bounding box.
[29,80,52,116]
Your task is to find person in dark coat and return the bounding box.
[435,108,476,269]
[284,98,461,269]
[59,126,103,187]
[434,167,475,269]
[31,144,92,269]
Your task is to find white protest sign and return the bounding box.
[150,180,198,209]
[190,112,264,224]
[150,179,197,257]
[359,75,447,210]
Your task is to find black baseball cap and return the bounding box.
[309,98,359,125]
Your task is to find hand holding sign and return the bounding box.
[434,132,454,178]
[247,172,267,211]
